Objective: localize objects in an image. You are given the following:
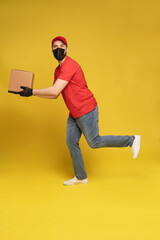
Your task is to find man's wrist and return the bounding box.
[33,89,36,96]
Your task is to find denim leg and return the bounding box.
[76,105,135,149]
[66,115,87,180]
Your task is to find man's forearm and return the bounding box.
[33,94,57,99]
[33,86,58,98]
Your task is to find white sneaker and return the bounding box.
[131,135,141,159]
[63,176,88,186]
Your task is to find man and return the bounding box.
[17,36,141,186]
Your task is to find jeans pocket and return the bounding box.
[67,115,76,126]
[89,108,98,122]
[91,106,98,122]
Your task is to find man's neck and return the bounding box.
[59,56,67,66]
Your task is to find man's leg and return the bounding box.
[66,115,87,180]
[76,105,135,149]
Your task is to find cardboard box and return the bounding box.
[8,69,34,94]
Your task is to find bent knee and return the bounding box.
[88,141,98,149]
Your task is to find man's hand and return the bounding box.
[19,86,33,97]
[8,86,33,97]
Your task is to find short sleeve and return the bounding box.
[58,62,77,82]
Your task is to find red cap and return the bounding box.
[51,36,68,46]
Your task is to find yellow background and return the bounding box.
[0,0,160,239]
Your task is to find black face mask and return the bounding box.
[52,48,66,61]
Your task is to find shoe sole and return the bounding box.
[133,135,141,159]
[63,180,88,186]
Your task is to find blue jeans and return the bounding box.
[66,105,134,180]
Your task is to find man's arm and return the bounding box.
[34,95,57,99]
[33,78,69,98]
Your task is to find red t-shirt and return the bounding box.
[53,55,97,118]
